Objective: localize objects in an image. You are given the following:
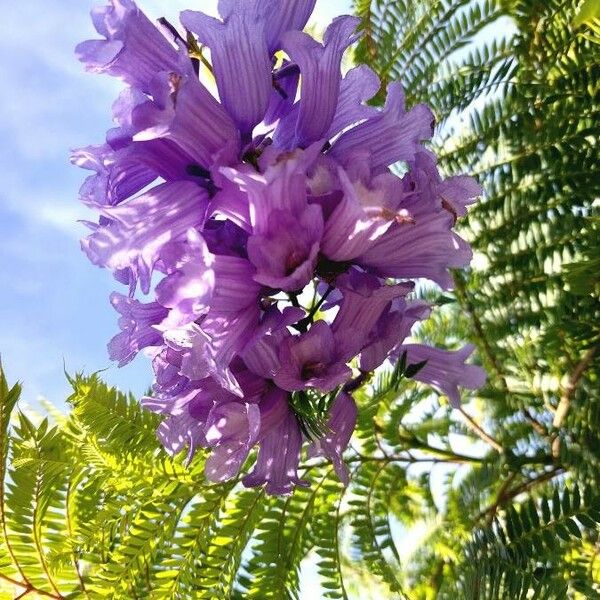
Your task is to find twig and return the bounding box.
[484,472,517,524]
[288,292,300,309]
[553,345,598,429]
[453,274,509,392]
[0,573,61,599]
[457,407,503,453]
[65,476,89,597]
[475,466,565,523]
[343,370,370,393]
[454,275,555,446]
[396,435,485,464]
[502,466,565,500]
[521,408,547,436]
[552,345,598,456]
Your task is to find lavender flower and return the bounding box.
[75,0,486,495]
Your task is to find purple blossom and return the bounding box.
[75,0,180,92]
[277,16,361,148]
[308,392,357,484]
[332,270,414,360]
[394,344,487,408]
[242,387,308,494]
[274,321,352,392]
[155,229,215,329]
[204,401,261,482]
[181,1,272,137]
[108,292,168,366]
[81,181,210,294]
[247,206,323,291]
[76,0,485,495]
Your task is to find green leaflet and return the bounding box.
[574,0,600,27]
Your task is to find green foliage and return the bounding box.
[2,0,600,598]
[1,361,595,598]
[455,486,600,598]
[351,0,600,596]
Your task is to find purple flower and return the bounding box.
[332,270,414,360]
[81,181,210,294]
[330,83,435,173]
[242,387,308,494]
[204,401,261,482]
[408,150,483,220]
[108,292,168,366]
[395,344,487,408]
[320,166,408,262]
[129,67,241,170]
[274,321,352,392]
[247,207,323,291]
[242,306,304,379]
[76,0,180,92]
[360,299,431,372]
[357,211,473,289]
[276,16,361,148]
[155,229,215,329]
[308,392,357,484]
[76,0,484,495]
[181,1,272,137]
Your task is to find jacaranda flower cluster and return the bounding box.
[74,0,486,494]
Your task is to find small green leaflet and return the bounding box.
[573,0,600,26]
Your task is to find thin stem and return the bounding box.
[552,345,598,456]
[553,345,598,428]
[475,466,565,523]
[191,42,215,77]
[158,17,186,44]
[19,435,64,599]
[484,472,517,524]
[0,573,61,599]
[453,275,551,445]
[0,573,26,588]
[292,285,334,333]
[31,468,63,598]
[453,273,509,392]
[501,466,565,502]
[343,370,371,393]
[521,408,548,436]
[457,407,503,453]
[309,285,333,318]
[288,292,300,308]
[0,413,29,587]
[386,436,485,464]
[65,475,89,597]
[333,471,351,600]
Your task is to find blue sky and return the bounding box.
[0,0,352,409]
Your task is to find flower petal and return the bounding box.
[204,402,261,482]
[395,343,487,408]
[330,82,434,173]
[108,292,168,366]
[76,0,179,92]
[81,181,209,294]
[358,211,472,289]
[181,3,272,136]
[243,389,308,494]
[332,270,413,360]
[326,64,380,139]
[131,69,241,169]
[308,392,357,484]
[277,16,361,148]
